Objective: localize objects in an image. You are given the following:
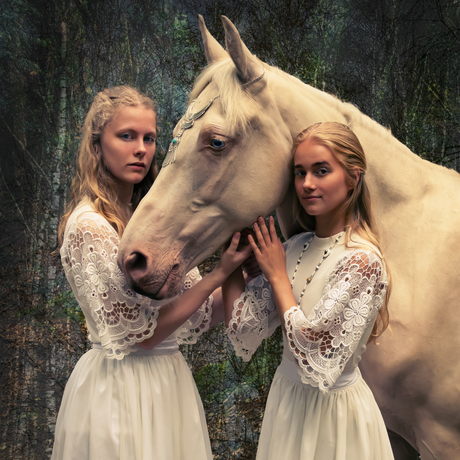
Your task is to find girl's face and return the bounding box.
[99,105,156,202]
[294,139,353,234]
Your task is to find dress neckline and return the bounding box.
[309,231,345,250]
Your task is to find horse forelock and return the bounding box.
[189,59,263,137]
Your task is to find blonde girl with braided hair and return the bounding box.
[53,86,252,460]
[58,86,158,241]
[222,122,394,459]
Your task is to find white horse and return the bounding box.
[119,16,460,459]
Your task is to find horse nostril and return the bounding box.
[124,251,148,280]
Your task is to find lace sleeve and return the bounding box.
[226,274,280,361]
[225,234,303,361]
[176,267,213,344]
[60,216,160,360]
[284,250,387,392]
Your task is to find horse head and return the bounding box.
[119,16,303,299]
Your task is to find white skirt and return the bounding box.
[257,357,394,460]
[51,346,212,460]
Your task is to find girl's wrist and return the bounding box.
[266,272,290,288]
[212,264,236,284]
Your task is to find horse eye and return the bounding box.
[210,139,226,149]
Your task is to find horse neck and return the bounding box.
[273,75,429,212]
[353,120,428,214]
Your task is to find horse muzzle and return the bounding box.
[118,245,186,300]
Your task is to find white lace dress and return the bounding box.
[51,201,213,460]
[227,232,394,460]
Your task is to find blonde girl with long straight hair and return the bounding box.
[52,86,252,460]
[222,122,394,459]
[292,122,390,339]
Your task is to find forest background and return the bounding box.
[0,0,459,458]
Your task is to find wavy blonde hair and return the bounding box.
[58,86,158,245]
[292,122,390,340]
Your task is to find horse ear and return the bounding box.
[198,15,228,64]
[221,16,262,86]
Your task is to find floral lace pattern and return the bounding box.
[227,238,387,391]
[285,250,387,392]
[226,234,302,360]
[61,210,212,359]
[177,267,213,344]
[226,274,279,361]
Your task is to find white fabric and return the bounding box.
[277,355,360,390]
[52,201,213,460]
[227,232,394,459]
[257,362,393,460]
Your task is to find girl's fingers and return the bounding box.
[269,215,277,240]
[247,234,260,255]
[231,232,241,248]
[223,232,240,255]
[258,216,271,244]
[252,222,266,249]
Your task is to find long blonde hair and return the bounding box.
[58,86,158,245]
[292,122,390,340]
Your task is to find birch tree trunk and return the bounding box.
[47,20,67,295]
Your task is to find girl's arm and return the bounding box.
[283,250,387,392]
[138,232,252,349]
[222,222,284,361]
[222,216,294,328]
[222,229,260,327]
[222,267,247,327]
[209,288,224,327]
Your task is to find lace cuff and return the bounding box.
[61,215,160,360]
[226,275,280,361]
[176,267,213,344]
[284,250,387,392]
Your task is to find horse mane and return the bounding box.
[269,66,396,143]
[192,58,459,179]
[191,59,397,146]
[189,59,263,137]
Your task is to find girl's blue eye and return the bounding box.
[317,168,328,176]
[145,136,156,143]
[210,138,226,149]
[294,170,305,177]
[121,133,132,140]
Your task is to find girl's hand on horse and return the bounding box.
[239,228,263,281]
[248,216,288,285]
[217,232,253,278]
[242,252,262,282]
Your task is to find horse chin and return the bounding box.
[154,263,185,299]
[129,267,184,300]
